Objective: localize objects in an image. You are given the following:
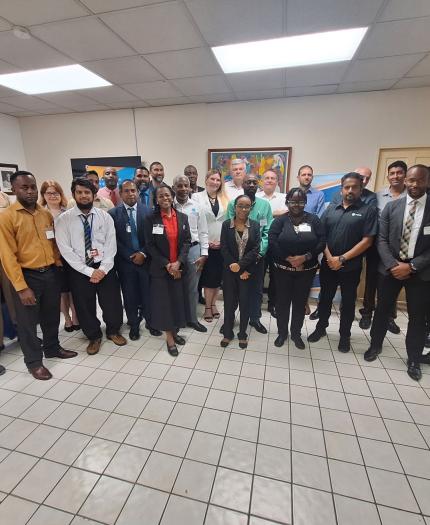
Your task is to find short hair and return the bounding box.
[10,170,35,186]
[298,164,313,175]
[39,179,68,207]
[150,161,163,171]
[341,172,363,186]
[387,160,407,173]
[153,183,174,211]
[407,164,430,177]
[285,187,307,204]
[231,158,246,167]
[85,170,99,178]
[119,179,136,191]
[184,164,196,173]
[134,166,149,175]
[173,175,189,186]
[71,177,96,195]
[234,194,252,207]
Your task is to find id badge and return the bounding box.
[424,226,430,235]
[153,224,164,235]
[260,218,268,226]
[126,224,131,233]
[298,223,311,232]
[87,248,99,258]
[45,229,55,239]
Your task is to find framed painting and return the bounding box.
[208,147,292,192]
[0,163,18,195]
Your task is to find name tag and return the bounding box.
[260,218,268,226]
[45,229,55,239]
[152,224,164,235]
[88,248,99,258]
[126,225,131,233]
[424,226,430,235]
[298,223,311,232]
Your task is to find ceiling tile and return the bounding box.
[100,2,204,54]
[0,0,89,26]
[406,54,430,77]
[0,95,67,112]
[0,59,20,75]
[37,92,102,110]
[227,70,284,92]
[78,86,139,104]
[105,100,149,109]
[172,75,231,96]
[11,111,42,117]
[125,80,183,99]
[0,32,73,69]
[234,88,284,101]
[75,103,111,112]
[393,76,430,89]
[31,17,134,61]
[337,79,397,93]
[81,0,166,13]
[359,18,430,58]
[189,93,237,103]
[0,84,21,97]
[148,96,193,106]
[0,100,26,114]
[185,0,284,46]
[145,47,221,79]
[0,17,12,31]
[84,56,162,84]
[285,85,338,96]
[285,0,384,35]
[344,54,425,82]
[284,62,349,87]
[380,0,430,21]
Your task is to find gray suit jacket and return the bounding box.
[378,194,430,281]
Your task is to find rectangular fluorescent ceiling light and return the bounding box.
[212,27,368,74]
[0,64,111,94]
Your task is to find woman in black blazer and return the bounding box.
[144,185,191,356]
[220,195,261,349]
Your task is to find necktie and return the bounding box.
[82,215,93,265]
[399,200,418,260]
[128,208,140,251]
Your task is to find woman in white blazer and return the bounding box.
[192,169,230,321]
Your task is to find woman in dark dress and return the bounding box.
[220,195,261,349]
[269,187,325,349]
[144,185,191,356]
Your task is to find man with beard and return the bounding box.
[98,167,121,206]
[308,173,378,352]
[297,165,325,217]
[68,170,113,210]
[56,178,126,355]
[227,173,273,333]
[149,161,165,191]
[0,171,77,380]
[134,166,154,208]
[184,165,204,194]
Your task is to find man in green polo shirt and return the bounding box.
[227,173,273,333]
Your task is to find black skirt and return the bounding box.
[150,273,188,331]
[200,248,223,288]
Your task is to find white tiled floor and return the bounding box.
[1,302,430,524]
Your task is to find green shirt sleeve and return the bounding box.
[227,200,234,220]
[259,201,273,256]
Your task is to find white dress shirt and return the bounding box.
[256,190,287,214]
[55,205,117,277]
[225,180,244,200]
[402,193,427,259]
[174,197,209,256]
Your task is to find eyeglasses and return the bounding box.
[45,192,60,197]
[287,201,306,206]
[236,205,251,210]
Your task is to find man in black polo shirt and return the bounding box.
[308,172,378,352]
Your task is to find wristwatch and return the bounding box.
[410,261,417,273]
[339,255,346,265]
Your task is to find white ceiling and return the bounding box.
[0,0,428,116]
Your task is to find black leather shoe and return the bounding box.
[338,337,351,353]
[425,332,430,349]
[64,325,74,333]
[146,324,162,337]
[364,346,382,362]
[307,328,326,342]
[0,365,5,376]
[72,325,81,331]
[387,318,401,334]
[250,321,268,334]
[291,334,305,350]
[129,326,140,341]
[309,308,319,320]
[167,344,178,357]
[268,305,277,318]
[274,335,287,347]
[198,295,205,305]
[187,322,208,333]
[359,314,372,330]
[407,361,422,381]
[45,347,78,359]
[174,334,186,345]
[420,352,430,365]
[219,324,224,334]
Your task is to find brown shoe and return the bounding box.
[45,347,78,359]
[107,334,127,346]
[28,365,52,381]
[87,338,102,355]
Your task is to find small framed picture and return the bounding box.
[0,164,18,195]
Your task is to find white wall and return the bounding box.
[0,113,26,170]
[19,86,430,194]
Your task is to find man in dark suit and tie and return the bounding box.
[109,180,161,340]
[365,165,430,381]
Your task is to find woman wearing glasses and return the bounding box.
[269,187,325,349]
[220,195,260,349]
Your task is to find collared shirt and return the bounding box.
[331,188,377,208]
[68,196,114,211]
[256,190,287,214]
[225,180,244,200]
[55,205,117,277]
[98,186,121,206]
[403,193,427,259]
[376,186,407,214]
[139,186,154,208]
[0,202,60,291]
[321,199,378,271]
[230,218,250,260]
[174,198,209,256]
[227,196,273,256]
[161,208,178,263]
[303,186,325,217]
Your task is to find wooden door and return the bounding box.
[374,147,430,191]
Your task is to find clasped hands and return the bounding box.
[286,255,306,270]
[166,261,182,279]
[229,262,250,280]
[90,268,106,283]
[326,255,343,271]
[390,261,412,280]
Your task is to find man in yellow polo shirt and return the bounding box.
[0,171,77,380]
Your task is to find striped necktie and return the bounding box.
[82,215,93,265]
[127,207,140,251]
[399,200,418,260]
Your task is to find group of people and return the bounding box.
[0,158,429,382]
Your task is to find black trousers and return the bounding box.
[68,267,123,341]
[117,262,151,329]
[265,252,276,309]
[370,274,430,361]
[223,269,251,339]
[249,258,265,322]
[316,262,362,338]
[275,267,316,337]
[13,267,61,369]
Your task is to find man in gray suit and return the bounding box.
[364,165,430,381]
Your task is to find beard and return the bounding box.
[76,201,93,211]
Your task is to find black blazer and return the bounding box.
[378,194,430,281]
[109,202,151,266]
[220,219,261,275]
[144,209,191,277]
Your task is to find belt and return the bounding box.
[190,241,200,247]
[22,265,53,273]
[274,262,318,272]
